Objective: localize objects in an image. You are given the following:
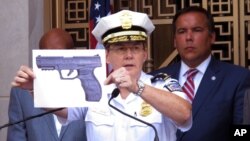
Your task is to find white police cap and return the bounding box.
[92,10,155,45]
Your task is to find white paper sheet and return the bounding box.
[32,49,107,107]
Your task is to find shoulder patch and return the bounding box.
[164,79,182,92]
[151,73,170,83]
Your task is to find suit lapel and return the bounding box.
[43,112,60,141]
[168,62,181,80]
[192,58,222,119]
[177,58,224,140]
[59,125,68,139]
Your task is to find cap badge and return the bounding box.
[120,12,132,29]
[140,101,152,117]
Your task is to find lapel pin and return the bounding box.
[211,76,216,81]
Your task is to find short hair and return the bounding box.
[172,6,215,34]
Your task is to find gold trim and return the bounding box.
[106,35,146,44]
[239,0,245,66]
[103,30,147,43]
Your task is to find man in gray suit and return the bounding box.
[7,28,87,141]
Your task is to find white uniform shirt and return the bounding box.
[65,72,191,141]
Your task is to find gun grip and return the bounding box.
[78,69,102,102]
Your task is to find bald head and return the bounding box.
[39,28,74,49]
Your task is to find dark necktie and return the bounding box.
[182,69,198,102]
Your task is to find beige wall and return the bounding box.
[0,0,43,140]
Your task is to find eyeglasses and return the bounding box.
[108,43,145,55]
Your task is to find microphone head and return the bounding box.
[111,88,120,99]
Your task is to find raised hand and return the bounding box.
[104,67,138,93]
[11,65,35,91]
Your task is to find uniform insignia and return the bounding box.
[120,11,132,29]
[140,101,152,117]
[151,73,170,83]
[164,79,182,92]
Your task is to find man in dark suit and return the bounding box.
[244,89,250,124]
[151,6,250,141]
[7,28,87,141]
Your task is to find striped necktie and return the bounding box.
[182,69,198,102]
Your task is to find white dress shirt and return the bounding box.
[53,114,62,136]
[179,55,211,97]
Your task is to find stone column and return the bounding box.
[0,0,43,140]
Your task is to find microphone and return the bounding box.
[0,108,64,130]
[108,88,159,141]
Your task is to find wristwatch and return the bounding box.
[135,80,145,96]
